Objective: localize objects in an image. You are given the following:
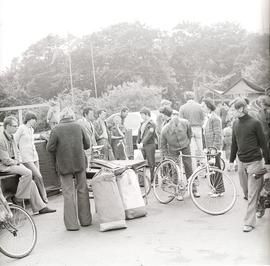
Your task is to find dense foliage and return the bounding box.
[0,22,269,113]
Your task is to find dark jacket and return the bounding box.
[46,118,90,175]
[137,120,157,146]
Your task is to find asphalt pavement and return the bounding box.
[1,171,270,266]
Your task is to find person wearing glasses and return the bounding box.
[0,116,56,214]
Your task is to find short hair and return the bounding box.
[234,98,247,110]
[3,116,18,129]
[159,106,173,117]
[121,106,129,113]
[184,91,195,101]
[140,107,151,117]
[23,112,37,124]
[202,98,216,111]
[60,107,75,120]
[160,99,172,107]
[97,109,106,117]
[244,97,250,105]
[261,96,270,107]
[82,107,93,117]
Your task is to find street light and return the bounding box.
[90,41,98,98]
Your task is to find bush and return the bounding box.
[56,81,163,118]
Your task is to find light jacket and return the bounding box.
[0,130,22,170]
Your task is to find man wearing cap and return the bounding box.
[230,98,270,232]
[179,91,205,171]
[137,107,157,183]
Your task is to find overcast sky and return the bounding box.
[0,0,268,70]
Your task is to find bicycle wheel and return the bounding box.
[189,166,236,215]
[0,204,37,259]
[153,159,180,204]
[137,168,151,198]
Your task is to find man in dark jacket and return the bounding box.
[230,98,270,233]
[47,107,92,231]
[137,107,157,183]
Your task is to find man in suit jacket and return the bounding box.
[78,107,97,163]
[0,116,55,214]
[93,109,114,160]
[137,107,157,183]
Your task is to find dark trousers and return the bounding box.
[210,153,225,193]
[169,146,193,179]
[141,143,156,182]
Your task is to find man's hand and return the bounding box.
[137,143,143,149]
[265,164,270,172]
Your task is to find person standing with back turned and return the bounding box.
[47,107,92,231]
[179,91,205,171]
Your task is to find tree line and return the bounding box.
[0,21,269,113]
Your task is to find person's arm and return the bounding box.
[93,121,102,141]
[13,126,23,148]
[160,130,168,158]
[82,127,90,150]
[186,121,193,142]
[46,129,58,153]
[212,117,222,150]
[255,121,270,164]
[0,140,17,166]
[179,106,184,119]
[229,122,238,163]
[141,123,155,145]
[111,126,124,140]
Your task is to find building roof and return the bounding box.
[222,78,265,95]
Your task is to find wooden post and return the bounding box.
[18,109,23,125]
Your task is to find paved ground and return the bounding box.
[1,171,270,266]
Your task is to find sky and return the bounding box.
[0,0,268,70]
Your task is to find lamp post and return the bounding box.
[90,41,98,98]
[67,52,74,108]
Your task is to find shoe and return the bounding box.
[38,207,56,215]
[11,196,24,208]
[210,192,224,198]
[256,210,265,219]
[67,228,80,231]
[243,225,254,232]
[176,195,184,201]
[193,191,200,198]
[243,196,248,200]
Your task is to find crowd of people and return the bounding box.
[0,88,269,233]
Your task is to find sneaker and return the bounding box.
[193,191,200,198]
[11,196,24,208]
[176,195,184,201]
[243,225,254,232]
[38,207,56,215]
[210,192,224,198]
[256,209,265,219]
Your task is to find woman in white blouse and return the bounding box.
[14,112,48,203]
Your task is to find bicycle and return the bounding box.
[153,147,237,215]
[0,202,37,259]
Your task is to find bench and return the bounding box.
[0,172,20,199]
